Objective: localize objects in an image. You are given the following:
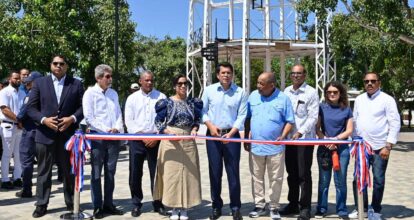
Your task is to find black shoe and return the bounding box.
[15,190,32,198]
[103,205,124,215]
[154,206,166,216]
[1,181,14,189]
[32,205,47,218]
[232,209,243,220]
[209,208,222,219]
[279,204,300,216]
[94,208,105,219]
[297,209,311,220]
[131,207,141,217]
[249,207,267,218]
[314,210,326,219]
[13,178,23,187]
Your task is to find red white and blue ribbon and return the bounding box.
[349,137,373,193]
[65,130,92,192]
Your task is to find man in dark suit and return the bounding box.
[27,55,84,218]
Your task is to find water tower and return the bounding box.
[186,0,336,97]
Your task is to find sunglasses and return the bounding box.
[52,62,66,66]
[290,72,304,76]
[363,79,379,84]
[326,90,339,95]
[177,82,188,87]
[104,75,112,79]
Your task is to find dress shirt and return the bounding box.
[52,74,66,104]
[284,82,319,139]
[247,89,295,156]
[0,85,25,121]
[202,82,248,131]
[124,89,166,134]
[353,89,400,150]
[83,84,124,133]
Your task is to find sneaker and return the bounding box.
[270,209,281,220]
[348,209,368,219]
[1,181,14,189]
[180,209,189,220]
[170,209,179,220]
[315,210,326,219]
[369,212,382,220]
[249,207,267,218]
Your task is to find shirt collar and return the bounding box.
[366,89,381,99]
[51,74,66,83]
[289,82,307,93]
[217,82,237,92]
[140,88,153,96]
[94,83,107,94]
[7,85,18,92]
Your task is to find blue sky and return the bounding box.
[128,0,189,39]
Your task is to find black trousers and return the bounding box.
[285,145,314,210]
[35,135,74,208]
[19,129,36,193]
[129,140,162,209]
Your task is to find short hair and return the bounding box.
[94,64,112,78]
[292,64,307,74]
[324,81,349,108]
[216,62,234,74]
[8,70,19,78]
[139,70,154,80]
[20,68,29,73]
[364,72,380,80]
[51,54,67,63]
[172,74,187,87]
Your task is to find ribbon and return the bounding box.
[349,137,373,193]
[65,130,92,192]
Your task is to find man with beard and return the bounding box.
[0,70,25,189]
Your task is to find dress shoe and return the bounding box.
[13,178,23,187]
[94,208,105,219]
[297,209,311,220]
[279,204,300,216]
[209,208,222,219]
[232,209,243,220]
[103,205,124,215]
[15,190,33,198]
[32,205,47,218]
[1,181,14,189]
[154,206,166,216]
[131,207,141,217]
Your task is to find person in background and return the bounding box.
[19,68,30,94]
[154,74,203,220]
[314,81,353,219]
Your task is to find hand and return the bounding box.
[143,140,158,148]
[208,124,220,137]
[291,132,302,140]
[276,136,286,141]
[379,147,390,160]
[191,129,198,136]
[57,116,75,132]
[325,144,337,150]
[163,128,176,135]
[108,128,119,133]
[221,132,233,144]
[44,116,59,131]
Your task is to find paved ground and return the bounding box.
[0,132,413,220]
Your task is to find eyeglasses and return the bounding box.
[177,82,188,87]
[363,79,379,84]
[104,75,112,79]
[290,72,304,76]
[326,90,339,95]
[52,62,66,67]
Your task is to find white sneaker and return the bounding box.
[180,209,189,220]
[348,209,368,219]
[170,209,179,220]
[270,209,281,220]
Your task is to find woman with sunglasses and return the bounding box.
[153,74,202,220]
[315,81,353,219]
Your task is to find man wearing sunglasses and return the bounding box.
[82,64,124,218]
[281,64,319,220]
[349,72,400,220]
[27,55,84,218]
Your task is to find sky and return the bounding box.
[128,0,189,39]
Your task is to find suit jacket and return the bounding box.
[27,75,84,145]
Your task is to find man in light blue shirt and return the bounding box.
[202,62,248,220]
[244,72,294,220]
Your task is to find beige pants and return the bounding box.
[249,151,285,210]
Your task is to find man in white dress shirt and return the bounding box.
[83,64,124,219]
[124,70,166,217]
[0,70,25,189]
[349,72,400,220]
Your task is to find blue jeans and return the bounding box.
[90,140,120,209]
[19,129,36,193]
[352,149,388,213]
[316,145,350,216]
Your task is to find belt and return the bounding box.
[2,120,18,125]
[219,128,232,135]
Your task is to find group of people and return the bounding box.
[0,55,400,220]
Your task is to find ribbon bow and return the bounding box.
[350,137,373,192]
